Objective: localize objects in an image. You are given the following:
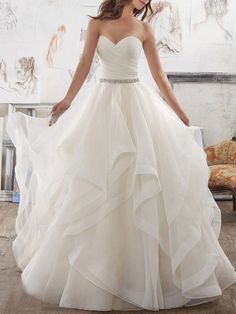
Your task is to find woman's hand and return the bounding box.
[48,99,71,126]
[50,98,71,116]
[177,111,190,126]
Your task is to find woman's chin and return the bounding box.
[134,0,147,10]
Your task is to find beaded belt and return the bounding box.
[99,78,139,84]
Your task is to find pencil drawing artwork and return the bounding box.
[0,59,7,82]
[46,25,66,67]
[192,0,233,44]
[0,0,17,31]
[0,57,37,97]
[14,57,37,97]
[80,27,86,42]
[47,0,62,7]
[146,0,182,54]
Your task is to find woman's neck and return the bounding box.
[121,3,135,19]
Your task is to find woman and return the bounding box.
[6,0,236,311]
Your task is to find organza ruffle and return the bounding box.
[6,81,236,310]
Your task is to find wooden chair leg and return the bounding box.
[233,191,236,211]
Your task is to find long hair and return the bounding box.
[89,0,153,21]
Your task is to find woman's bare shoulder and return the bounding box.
[140,20,153,32]
[87,17,102,29]
[139,20,155,41]
[88,17,113,34]
[86,18,105,38]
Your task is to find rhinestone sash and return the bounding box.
[99,78,139,84]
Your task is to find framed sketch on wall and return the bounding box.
[143,0,236,73]
[0,0,236,104]
[0,0,40,103]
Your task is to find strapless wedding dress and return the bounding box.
[6,35,236,311]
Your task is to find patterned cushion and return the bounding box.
[228,141,236,164]
[204,140,230,165]
[208,165,236,190]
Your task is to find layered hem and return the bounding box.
[6,80,236,310]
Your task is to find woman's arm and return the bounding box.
[142,21,189,126]
[63,18,100,104]
[50,18,100,116]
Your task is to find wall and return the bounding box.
[173,82,236,145]
[0,0,236,147]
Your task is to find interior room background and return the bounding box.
[0,0,235,190]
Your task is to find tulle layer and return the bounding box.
[6,80,236,310]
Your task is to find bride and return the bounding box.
[6,0,236,311]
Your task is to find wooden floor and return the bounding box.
[1,201,236,314]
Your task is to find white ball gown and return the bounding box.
[6,34,236,311]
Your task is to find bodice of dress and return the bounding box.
[96,35,142,80]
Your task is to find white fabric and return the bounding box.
[6,35,236,311]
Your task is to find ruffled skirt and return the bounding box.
[6,80,236,310]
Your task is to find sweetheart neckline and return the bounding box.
[98,35,143,46]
